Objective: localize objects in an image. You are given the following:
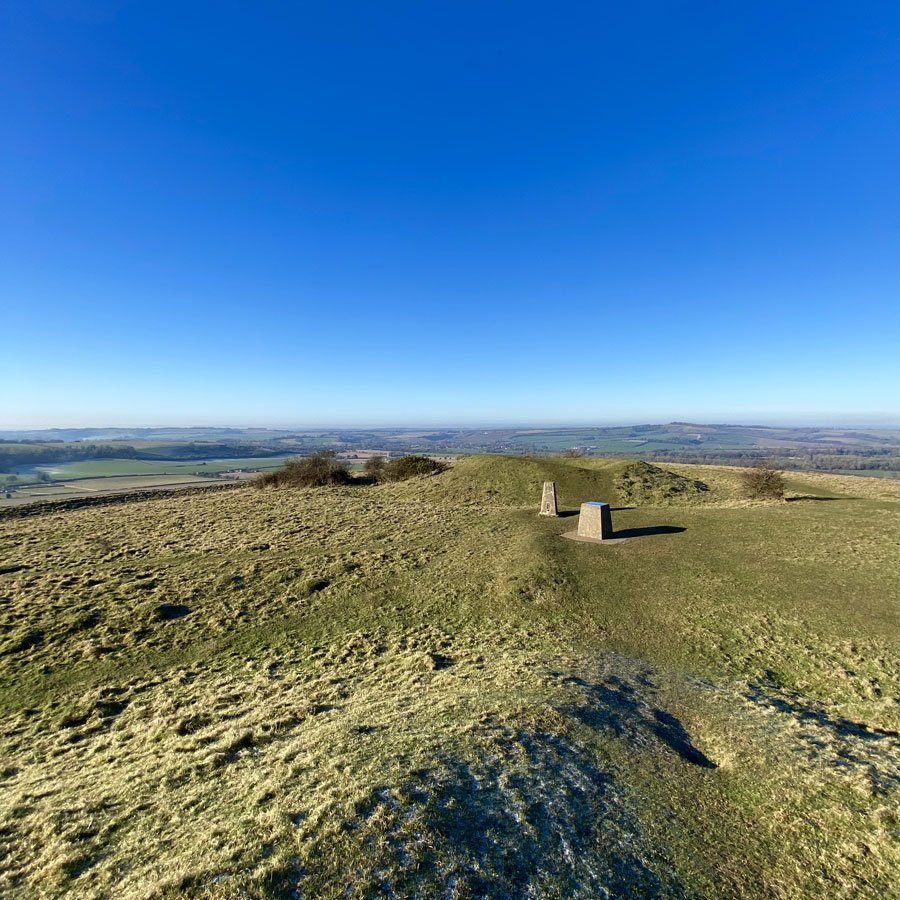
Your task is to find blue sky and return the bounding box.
[2,1,898,428]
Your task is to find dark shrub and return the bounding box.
[364,455,386,480]
[740,465,785,500]
[256,452,352,489]
[380,455,448,482]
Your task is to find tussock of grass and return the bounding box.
[377,454,449,482]
[614,460,709,506]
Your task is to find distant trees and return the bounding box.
[638,449,900,474]
[740,465,785,500]
[255,452,448,489]
[0,440,301,470]
[364,455,386,480]
[0,442,140,469]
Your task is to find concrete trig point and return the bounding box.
[577,501,613,540]
[539,481,558,516]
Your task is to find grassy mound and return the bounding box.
[408,455,710,509]
[614,460,709,506]
[404,454,621,508]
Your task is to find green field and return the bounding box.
[0,457,898,897]
[831,468,900,479]
[4,425,900,485]
[36,456,295,480]
[4,474,217,501]
[506,428,760,452]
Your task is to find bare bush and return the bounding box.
[364,455,386,480]
[740,465,785,500]
[255,452,352,489]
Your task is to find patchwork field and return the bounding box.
[0,457,898,897]
[1,459,299,507]
[1,475,223,507]
[36,457,295,480]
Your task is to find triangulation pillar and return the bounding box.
[539,481,558,517]
[577,501,613,539]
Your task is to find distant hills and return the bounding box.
[2,423,899,477]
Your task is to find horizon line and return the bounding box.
[2,418,900,433]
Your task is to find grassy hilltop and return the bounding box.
[0,456,898,897]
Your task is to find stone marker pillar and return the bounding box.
[539,481,558,517]
[577,501,613,540]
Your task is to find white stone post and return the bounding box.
[539,481,558,516]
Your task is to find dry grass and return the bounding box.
[0,459,898,897]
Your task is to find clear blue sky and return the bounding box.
[2,1,898,428]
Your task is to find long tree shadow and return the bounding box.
[742,682,900,793]
[553,671,716,768]
[786,495,857,502]
[745,684,900,740]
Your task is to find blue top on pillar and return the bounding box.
[584,501,609,508]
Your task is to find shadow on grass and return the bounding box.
[745,684,900,741]
[613,525,686,539]
[743,682,900,792]
[328,723,687,898]
[556,508,636,517]
[786,495,856,502]
[156,603,191,621]
[556,672,716,769]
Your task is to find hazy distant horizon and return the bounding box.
[3,415,900,434]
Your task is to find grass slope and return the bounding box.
[409,454,709,508]
[0,459,898,897]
